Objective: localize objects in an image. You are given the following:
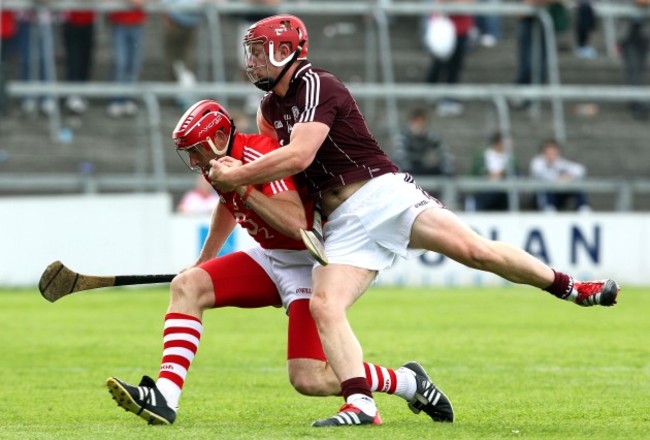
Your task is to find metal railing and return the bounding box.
[2,1,647,140]
[1,171,649,212]
[5,81,650,198]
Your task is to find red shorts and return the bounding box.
[199,251,325,361]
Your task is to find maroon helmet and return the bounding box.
[172,100,235,173]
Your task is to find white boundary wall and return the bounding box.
[1,194,648,287]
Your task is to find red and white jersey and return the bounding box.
[203,133,312,251]
[260,61,398,201]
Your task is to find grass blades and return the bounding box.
[1,285,649,439]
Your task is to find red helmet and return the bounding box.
[172,100,235,173]
[243,14,309,66]
[243,15,309,91]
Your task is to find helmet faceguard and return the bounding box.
[172,100,236,173]
[243,15,309,91]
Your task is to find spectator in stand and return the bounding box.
[14,7,56,114]
[161,0,206,81]
[177,174,221,215]
[107,0,148,118]
[393,107,455,178]
[0,10,17,115]
[61,9,96,114]
[513,0,563,109]
[474,0,501,48]
[529,139,590,212]
[237,0,285,114]
[574,0,598,59]
[1,10,17,62]
[424,0,475,117]
[619,0,650,121]
[162,0,207,109]
[468,131,518,211]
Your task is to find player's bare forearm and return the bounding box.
[243,189,307,240]
[227,146,309,186]
[209,122,327,188]
[196,203,236,264]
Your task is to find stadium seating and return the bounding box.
[0,4,648,210]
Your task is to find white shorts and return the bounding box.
[323,173,444,271]
[244,247,313,309]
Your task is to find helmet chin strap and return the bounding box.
[201,119,237,174]
[253,41,305,92]
[205,119,237,156]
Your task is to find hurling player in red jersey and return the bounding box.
[106,100,431,426]
[208,15,621,427]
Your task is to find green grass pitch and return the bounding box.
[1,285,649,439]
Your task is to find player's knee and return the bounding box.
[170,270,212,310]
[309,293,341,325]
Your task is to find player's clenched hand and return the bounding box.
[208,158,239,192]
[217,156,243,168]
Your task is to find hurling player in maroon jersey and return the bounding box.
[106,100,431,426]
[209,15,620,427]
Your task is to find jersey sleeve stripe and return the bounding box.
[300,70,320,123]
[242,146,263,163]
[269,179,290,194]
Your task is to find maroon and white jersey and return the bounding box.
[202,133,313,250]
[260,61,398,200]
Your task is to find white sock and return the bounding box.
[156,377,180,412]
[394,367,417,401]
[346,394,377,416]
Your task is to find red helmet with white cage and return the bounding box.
[243,14,309,91]
[172,100,235,173]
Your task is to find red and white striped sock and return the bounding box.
[155,312,203,411]
[363,362,416,400]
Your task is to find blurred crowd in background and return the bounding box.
[0,0,648,213]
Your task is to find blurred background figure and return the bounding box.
[0,10,17,63]
[14,6,56,115]
[237,0,285,114]
[474,0,501,48]
[467,131,518,211]
[529,139,590,212]
[512,0,565,109]
[574,0,598,59]
[0,10,17,115]
[107,0,148,118]
[61,9,96,115]
[619,0,650,121]
[393,107,455,177]
[162,0,206,109]
[424,0,475,117]
[162,0,202,81]
[177,174,220,214]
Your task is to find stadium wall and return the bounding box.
[2,195,648,287]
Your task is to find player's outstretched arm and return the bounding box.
[194,202,237,266]
[209,122,329,188]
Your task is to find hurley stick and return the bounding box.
[39,260,176,303]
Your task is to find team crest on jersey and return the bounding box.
[291,106,300,120]
[274,120,283,129]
